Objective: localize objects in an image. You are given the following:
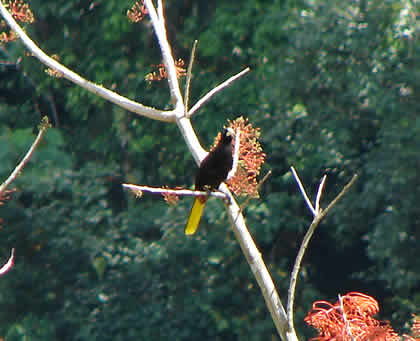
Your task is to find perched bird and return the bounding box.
[185,128,234,235]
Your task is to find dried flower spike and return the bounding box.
[305,292,400,341]
[7,0,34,23]
[404,315,420,341]
[145,59,186,82]
[162,186,181,206]
[1,1,34,43]
[45,54,63,78]
[127,1,148,23]
[0,30,17,42]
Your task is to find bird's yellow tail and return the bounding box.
[185,197,206,235]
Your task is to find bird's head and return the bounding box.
[221,127,235,144]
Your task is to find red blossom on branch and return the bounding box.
[404,315,420,341]
[145,59,186,82]
[412,316,420,338]
[0,29,16,42]
[7,0,34,23]
[305,292,400,341]
[1,0,34,43]
[127,1,148,23]
[162,186,181,205]
[45,54,63,78]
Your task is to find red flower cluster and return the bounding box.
[404,315,420,341]
[413,316,420,338]
[127,1,148,23]
[145,59,186,82]
[0,0,34,43]
[45,54,63,78]
[162,186,182,206]
[305,292,400,341]
[8,0,34,23]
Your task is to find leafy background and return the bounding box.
[0,0,418,340]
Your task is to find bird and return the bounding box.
[185,128,235,235]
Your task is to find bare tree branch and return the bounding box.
[141,1,208,164]
[122,184,228,200]
[157,0,164,21]
[0,117,50,196]
[144,0,184,111]
[315,175,327,214]
[187,67,251,118]
[287,173,358,332]
[224,184,295,341]
[0,248,15,276]
[290,166,316,216]
[184,40,198,114]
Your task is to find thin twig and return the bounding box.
[0,117,50,196]
[315,175,327,214]
[122,184,228,200]
[290,166,316,216]
[287,174,358,332]
[0,248,15,276]
[184,40,198,115]
[322,174,358,216]
[187,67,250,117]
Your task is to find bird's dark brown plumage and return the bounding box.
[195,128,234,190]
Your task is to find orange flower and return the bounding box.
[0,0,34,43]
[127,1,148,23]
[305,292,400,341]
[404,315,420,341]
[8,0,34,23]
[145,59,186,82]
[162,186,181,206]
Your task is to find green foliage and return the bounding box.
[4,314,56,341]
[0,0,418,340]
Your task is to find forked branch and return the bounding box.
[287,170,358,333]
[0,117,50,196]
